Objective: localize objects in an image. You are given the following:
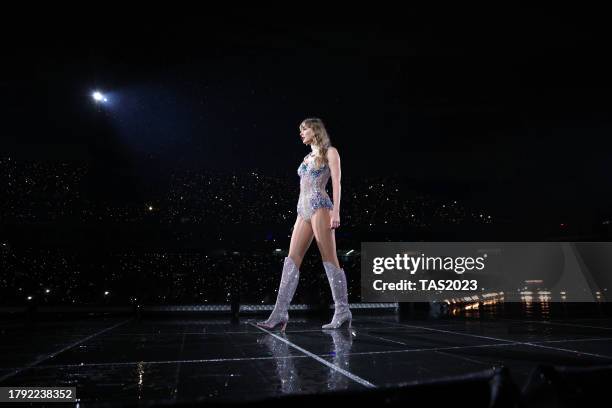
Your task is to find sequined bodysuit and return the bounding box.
[296,152,334,221]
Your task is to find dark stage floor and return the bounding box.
[2,311,612,406]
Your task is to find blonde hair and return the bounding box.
[300,117,332,169]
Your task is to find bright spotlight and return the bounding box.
[92,91,108,103]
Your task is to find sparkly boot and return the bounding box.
[322,261,352,329]
[257,257,300,331]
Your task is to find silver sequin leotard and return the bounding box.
[296,152,334,221]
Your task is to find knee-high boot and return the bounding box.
[256,257,300,331]
[322,261,352,329]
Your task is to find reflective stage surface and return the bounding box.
[1,312,612,406]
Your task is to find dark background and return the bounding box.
[2,6,611,227]
[2,6,612,306]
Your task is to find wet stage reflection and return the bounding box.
[1,308,612,405]
[256,327,357,393]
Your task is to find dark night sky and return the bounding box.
[2,7,612,218]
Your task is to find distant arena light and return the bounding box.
[92,91,108,103]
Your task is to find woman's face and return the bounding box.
[299,124,315,145]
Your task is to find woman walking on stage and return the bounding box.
[257,118,351,331]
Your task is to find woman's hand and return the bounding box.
[330,210,341,229]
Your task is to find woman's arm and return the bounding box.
[327,147,341,229]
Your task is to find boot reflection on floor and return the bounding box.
[323,328,355,390]
[257,334,301,394]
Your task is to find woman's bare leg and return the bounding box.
[311,209,340,268]
[288,215,315,268]
[256,215,314,330]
